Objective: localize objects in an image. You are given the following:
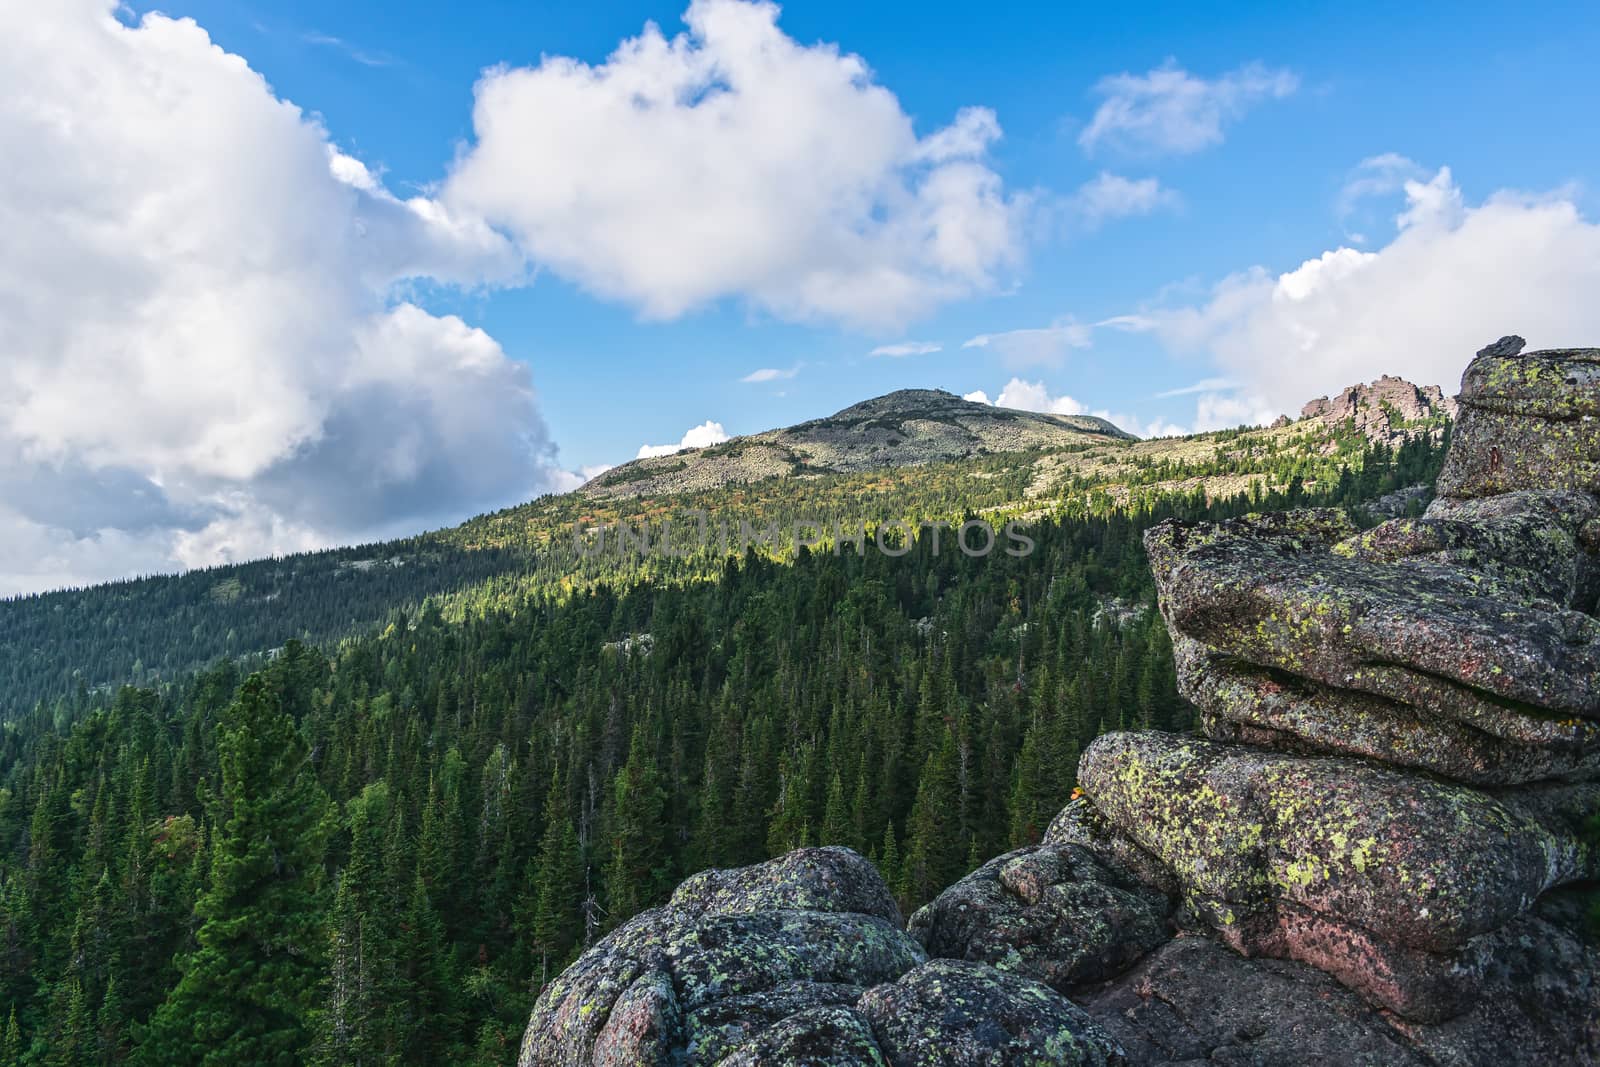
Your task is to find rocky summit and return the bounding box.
[1300,374,1458,446]
[520,336,1599,1065]
[580,388,1134,500]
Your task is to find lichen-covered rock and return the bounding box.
[710,1006,888,1066]
[521,848,1129,1065]
[590,967,678,1066]
[1146,513,1600,719]
[1042,799,1182,897]
[1381,888,1600,1067]
[1177,635,1600,785]
[1079,934,1428,1066]
[670,845,904,924]
[1343,489,1600,609]
[1142,498,1600,794]
[1075,732,1598,1018]
[1436,342,1600,499]
[857,959,1126,1065]
[518,848,927,1066]
[1080,900,1600,1067]
[907,843,1172,993]
[683,983,865,1062]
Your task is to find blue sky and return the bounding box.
[2,1,1598,591]
[135,0,1600,466]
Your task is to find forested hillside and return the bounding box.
[0,392,1446,718]
[0,431,1449,1064]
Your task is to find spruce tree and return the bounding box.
[531,773,585,976]
[820,770,851,848]
[395,871,457,1063]
[1,1007,19,1065]
[603,724,667,925]
[139,676,332,1067]
[901,728,963,907]
[311,783,399,1067]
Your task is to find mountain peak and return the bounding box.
[827,387,964,417]
[583,387,1135,499]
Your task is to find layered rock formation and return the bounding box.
[522,337,1599,1065]
[1301,374,1458,445]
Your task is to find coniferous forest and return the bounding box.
[0,434,1451,1064]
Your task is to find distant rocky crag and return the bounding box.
[519,338,1599,1065]
[1301,374,1458,446]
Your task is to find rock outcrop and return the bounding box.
[523,337,1598,1065]
[518,846,1124,1065]
[914,338,1598,1063]
[1300,374,1458,445]
[1436,338,1600,499]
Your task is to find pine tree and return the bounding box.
[1008,720,1051,847]
[395,872,457,1064]
[43,976,92,1067]
[311,783,399,1067]
[531,772,585,976]
[0,1006,19,1065]
[99,971,127,1065]
[877,821,901,903]
[901,727,964,907]
[139,676,332,1067]
[765,745,815,855]
[603,723,667,925]
[819,770,851,848]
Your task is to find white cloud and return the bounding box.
[443,0,1026,330]
[1192,391,1276,432]
[303,32,396,69]
[741,366,800,383]
[965,378,1190,439]
[1079,60,1298,157]
[870,341,943,357]
[1154,377,1236,398]
[1067,172,1180,228]
[0,1,554,594]
[963,320,1093,368]
[637,421,731,458]
[994,379,1088,416]
[1122,166,1600,416]
[1337,153,1428,218]
[546,463,617,493]
[1134,418,1191,439]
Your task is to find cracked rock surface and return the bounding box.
[517,848,1123,1066]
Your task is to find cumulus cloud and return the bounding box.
[740,366,800,383]
[963,320,1093,368]
[546,463,617,493]
[1337,153,1428,221]
[963,378,1186,439]
[637,421,731,458]
[993,379,1088,416]
[870,341,943,357]
[443,0,1026,330]
[0,1,555,594]
[1066,172,1180,228]
[1079,60,1298,157]
[1119,166,1600,416]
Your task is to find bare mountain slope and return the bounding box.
[583,388,1134,500]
